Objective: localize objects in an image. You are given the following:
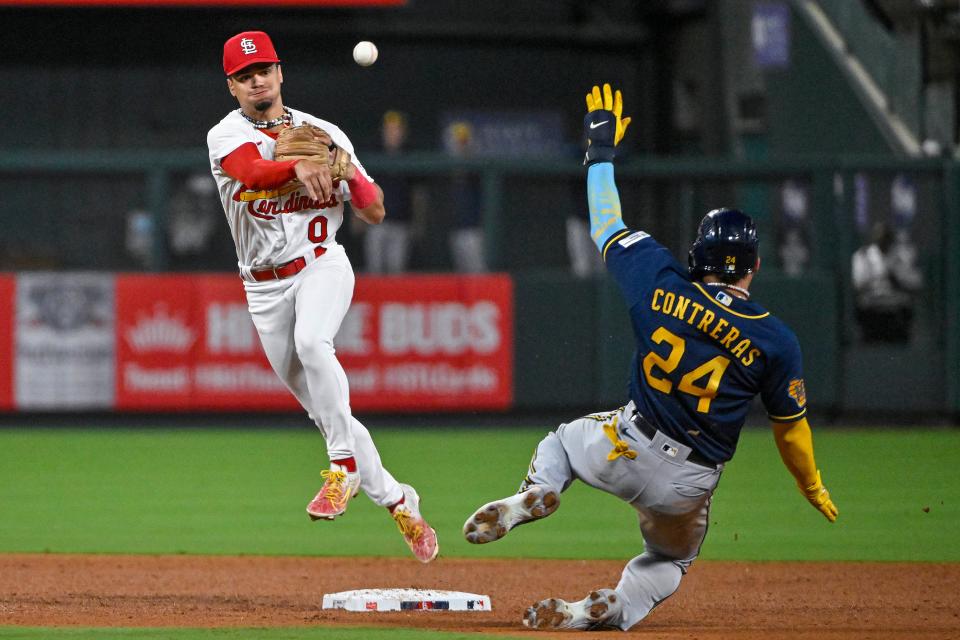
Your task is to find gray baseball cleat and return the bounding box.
[523,589,623,630]
[462,485,559,544]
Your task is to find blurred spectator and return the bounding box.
[567,206,603,278]
[168,172,234,270]
[125,207,155,268]
[445,121,487,273]
[778,227,810,278]
[364,111,415,273]
[851,221,923,343]
[777,179,811,278]
[566,137,603,278]
[566,137,606,279]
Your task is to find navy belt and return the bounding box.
[630,410,718,470]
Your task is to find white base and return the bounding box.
[322,588,492,612]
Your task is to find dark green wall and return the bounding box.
[764,7,891,155]
[512,270,840,414]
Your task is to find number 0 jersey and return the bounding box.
[206,107,371,270]
[602,229,808,464]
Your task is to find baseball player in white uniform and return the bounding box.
[206,30,438,563]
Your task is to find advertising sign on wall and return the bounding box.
[115,275,295,411]
[338,275,513,410]
[112,273,513,412]
[15,273,116,410]
[0,275,13,410]
[752,2,791,69]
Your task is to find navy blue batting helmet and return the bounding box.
[687,208,759,278]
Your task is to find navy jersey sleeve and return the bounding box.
[760,328,808,423]
[602,230,680,308]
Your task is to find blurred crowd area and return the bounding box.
[0,0,958,418]
[0,1,956,286]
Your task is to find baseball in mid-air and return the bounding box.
[353,41,378,67]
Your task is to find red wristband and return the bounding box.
[347,170,377,209]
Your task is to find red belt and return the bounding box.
[249,246,327,282]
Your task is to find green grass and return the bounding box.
[0,628,524,640]
[0,425,958,561]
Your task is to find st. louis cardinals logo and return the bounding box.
[233,183,339,220]
[240,38,257,55]
[788,379,806,408]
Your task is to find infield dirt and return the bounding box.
[1,554,957,639]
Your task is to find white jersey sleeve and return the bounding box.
[207,113,259,171]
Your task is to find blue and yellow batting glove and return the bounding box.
[583,83,632,166]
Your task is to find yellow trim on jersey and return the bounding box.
[237,182,300,202]
[602,230,633,262]
[769,408,807,422]
[692,282,770,320]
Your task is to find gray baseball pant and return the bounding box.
[523,401,723,630]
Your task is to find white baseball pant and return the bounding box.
[243,244,403,507]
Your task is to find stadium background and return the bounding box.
[0,1,958,639]
[1,0,958,419]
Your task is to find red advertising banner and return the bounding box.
[0,275,14,410]
[115,274,297,411]
[115,273,513,412]
[339,275,514,411]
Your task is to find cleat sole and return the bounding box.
[463,486,559,544]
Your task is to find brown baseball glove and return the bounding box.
[274,124,352,181]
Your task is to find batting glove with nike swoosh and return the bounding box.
[583,83,632,166]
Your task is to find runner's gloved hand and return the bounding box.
[583,83,632,166]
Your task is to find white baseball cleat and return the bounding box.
[523,589,623,631]
[463,485,559,544]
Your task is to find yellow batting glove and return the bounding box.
[799,471,839,522]
[583,83,632,165]
[585,83,632,145]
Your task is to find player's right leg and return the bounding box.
[289,254,367,519]
[462,484,560,544]
[243,279,362,520]
[462,426,574,544]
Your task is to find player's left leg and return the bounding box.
[612,467,719,629]
[348,416,438,562]
[347,416,403,506]
[523,490,715,631]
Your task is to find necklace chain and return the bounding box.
[704,281,750,299]
[239,106,292,129]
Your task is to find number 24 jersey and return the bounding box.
[603,229,808,464]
